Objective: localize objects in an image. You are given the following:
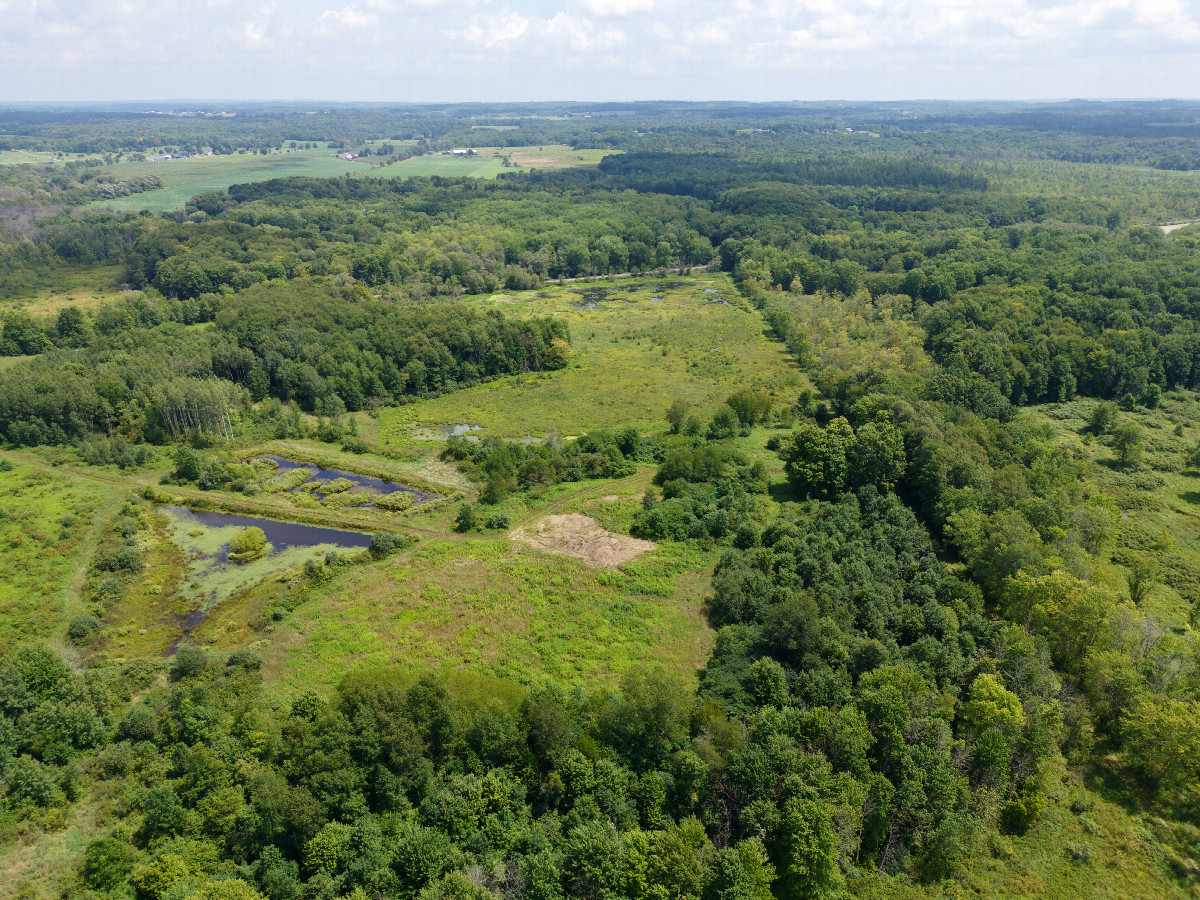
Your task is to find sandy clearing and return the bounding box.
[511,513,655,569]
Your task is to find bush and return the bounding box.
[227,649,263,671]
[94,545,144,572]
[169,644,209,682]
[369,530,410,559]
[81,837,143,892]
[483,511,511,530]
[1064,841,1092,863]
[707,408,739,440]
[173,447,203,482]
[228,526,268,562]
[454,503,478,532]
[67,613,101,643]
[342,436,370,454]
[4,755,64,808]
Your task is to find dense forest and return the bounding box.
[1,102,1199,900]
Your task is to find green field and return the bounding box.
[69,144,613,213]
[0,264,126,313]
[0,149,61,166]
[87,147,381,212]
[0,460,119,652]
[378,276,806,443]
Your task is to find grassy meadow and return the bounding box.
[0,265,126,313]
[378,276,806,442]
[0,460,118,652]
[41,143,614,213]
[88,146,377,212]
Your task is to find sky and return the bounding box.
[1,0,1199,102]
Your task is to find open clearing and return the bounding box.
[512,513,655,569]
[0,265,126,313]
[0,460,118,652]
[71,144,611,212]
[89,146,379,212]
[378,276,807,441]
[361,145,612,180]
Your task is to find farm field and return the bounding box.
[62,143,612,212]
[87,146,378,212]
[345,145,613,180]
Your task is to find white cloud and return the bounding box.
[2,0,1200,100]
[463,10,531,46]
[581,0,656,16]
[319,5,379,27]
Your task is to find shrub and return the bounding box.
[454,503,478,532]
[376,491,415,511]
[227,649,263,671]
[1064,841,1092,863]
[228,526,268,562]
[706,408,738,440]
[169,645,209,682]
[94,545,144,572]
[667,400,688,434]
[484,511,511,530]
[369,530,410,559]
[81,837,143,892]
[4,755,63,808]
[342,436,370,454]
[67,613,101,643]
[173,447,203,482]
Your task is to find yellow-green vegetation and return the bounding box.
[88,146,378,212]
[380,277,806,442]
[371,145,612,180]
[1032,392,1200,620]
[0,458,116,650]
[228,526,269,562]
[74,144,611,213]
[0,265,125,312]
[161,508,360,614]
[201,505,715,691]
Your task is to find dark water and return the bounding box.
[253,455,437,502]
[166,507,373,651]
[169,507,374,556]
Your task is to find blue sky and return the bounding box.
[2,0,1199,101]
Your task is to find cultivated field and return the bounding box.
[30,143,615,213]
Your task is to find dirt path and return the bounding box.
[60,504,112,629]
[1157,220,1199,234]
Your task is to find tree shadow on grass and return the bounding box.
[768,480,800,504]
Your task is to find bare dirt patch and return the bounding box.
[512,513,655,569]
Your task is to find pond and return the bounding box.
[252,455,438,503]
[169,507,374,563]
[163,507,375,646]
